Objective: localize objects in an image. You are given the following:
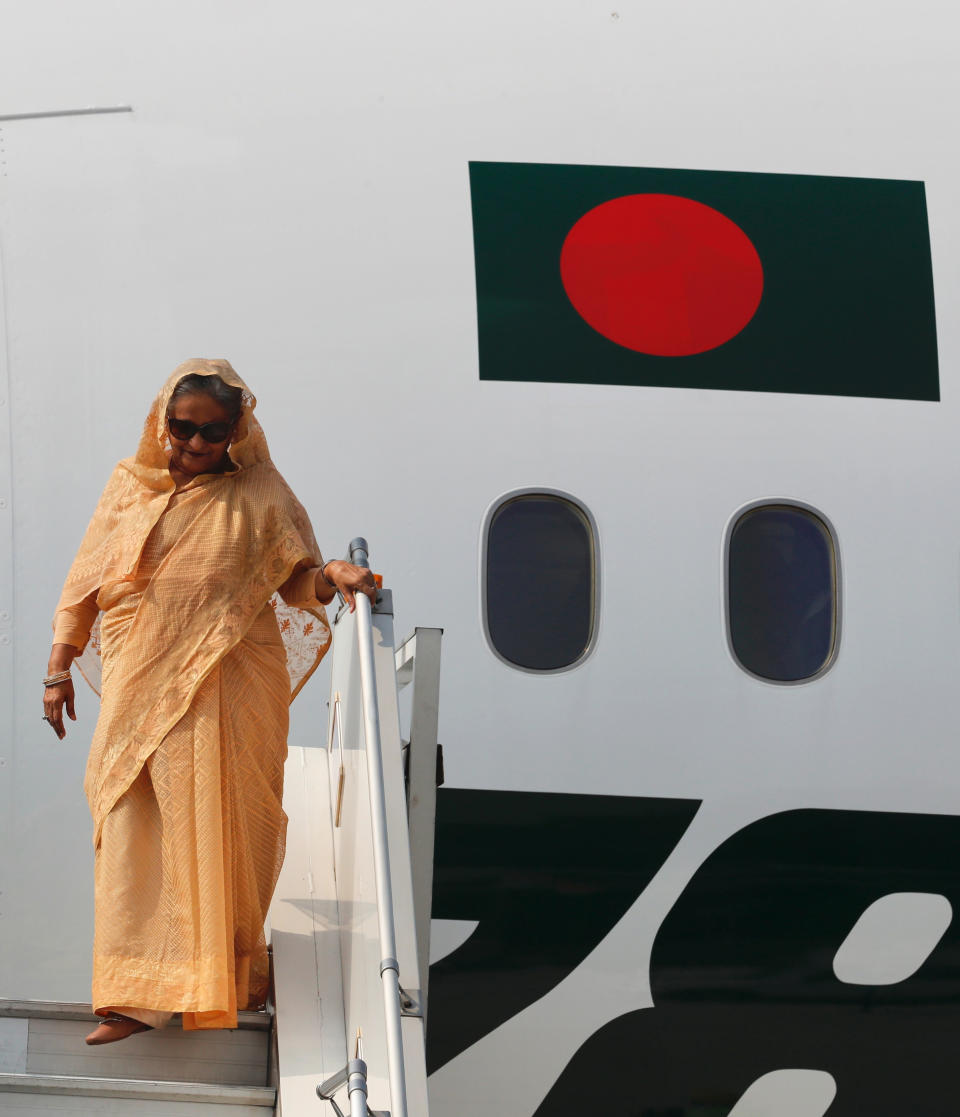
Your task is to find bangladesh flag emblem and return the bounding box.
[469,161,939,401]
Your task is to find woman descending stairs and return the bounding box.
[0,1000,276,1114]
[0,550,438,1117]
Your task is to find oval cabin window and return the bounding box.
[485,493,597,671]
[727,504,838,682]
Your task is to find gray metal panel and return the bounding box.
[0,1019,28,1074]
[394,627,443,1022]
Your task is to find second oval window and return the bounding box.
[727,502,839,683]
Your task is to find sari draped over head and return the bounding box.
[54,358,332,1028]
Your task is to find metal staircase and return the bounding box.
[269,538,440,1116]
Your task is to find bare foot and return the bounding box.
[85,1014,153,1045]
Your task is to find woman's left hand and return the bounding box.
[319,560,378,613]
[43,678,76,740]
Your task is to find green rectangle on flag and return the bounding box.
[470,161,939,401]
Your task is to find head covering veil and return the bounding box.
[58,360,277,611]
[134,358,270,474]
[55,359,331,844]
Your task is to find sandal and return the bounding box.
[85,1014,154,1045]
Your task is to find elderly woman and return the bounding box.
[43,359,376,1045]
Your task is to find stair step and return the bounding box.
[0,1001,272,1090]
[0,1073,275,1113]
[0,1001,271,1030]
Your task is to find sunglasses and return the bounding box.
[167,417,233,444]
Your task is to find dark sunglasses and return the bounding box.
[167,417,233,444]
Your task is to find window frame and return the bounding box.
[723,498,842,686]
[480,487,601,675]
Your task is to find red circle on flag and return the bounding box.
[560,193,764,357]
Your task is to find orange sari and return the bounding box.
[53,360,331,1028]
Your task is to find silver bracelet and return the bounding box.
[43,670,72,687]
[319,561,335,588]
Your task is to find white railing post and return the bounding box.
[349,537,409,1117]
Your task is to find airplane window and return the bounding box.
[485,493,596,671]
[727,503,838,682]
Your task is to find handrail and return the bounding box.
[348,537,409,1117]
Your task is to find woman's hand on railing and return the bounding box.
[317,560,379,613]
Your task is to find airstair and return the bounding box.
[0,540,441,1117]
